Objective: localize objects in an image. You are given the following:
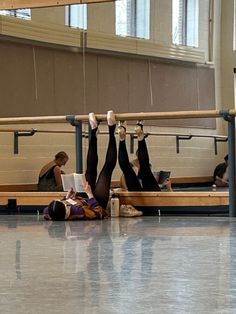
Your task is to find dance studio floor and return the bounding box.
[0,214,235,313]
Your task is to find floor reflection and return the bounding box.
[0,215,234,313]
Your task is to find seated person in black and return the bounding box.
[213,154,228,187]
[118,121,172,192]
[38,151,69,191]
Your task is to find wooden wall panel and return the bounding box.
[128,59,151,113]
[84,54,99,113]
[34,47,55,115]
[97,55,129,113]
[0,40,216,128]
[0,42,35,117]
[54,50,84,114]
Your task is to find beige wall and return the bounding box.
[32,6,65,24]
[0,0,233,184]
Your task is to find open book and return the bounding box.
[153,171,171,186]
[61,173,86,192]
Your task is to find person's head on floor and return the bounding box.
[54,151,69,167]
[48,200,70,221]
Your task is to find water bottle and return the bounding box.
[110,194,120,217]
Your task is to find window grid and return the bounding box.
[116,0,150,40]
[172,0,199,47]
[65,4,87,30]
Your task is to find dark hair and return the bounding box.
[48,200,66,221]
[224,154,228,162]
[55,151,69,161]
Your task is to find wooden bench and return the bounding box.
[0,176,214,192]
[117,191,228,207]
[111,176,214,189]
[0,191,66,206]
[171,176,213,184]
[0,183,38,192]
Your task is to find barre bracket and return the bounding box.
[14,129,36,154]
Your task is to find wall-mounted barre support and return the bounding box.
[14,129,36,154]
[130,134,135,154]
[214,137,228,155]
[128,131,227,155]
[66,115,83,174]
[176,135,192,154]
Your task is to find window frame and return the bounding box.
[65,4,87,30]
[172,0,199,48]
[115,0,150,40]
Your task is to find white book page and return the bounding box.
[61,173,76,192]
[74,174,86,192]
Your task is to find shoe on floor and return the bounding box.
[120,205,143,217]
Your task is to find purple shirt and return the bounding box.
[43,197,104,219]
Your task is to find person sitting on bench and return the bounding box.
[213,154,228,187]
[38,151,69,191]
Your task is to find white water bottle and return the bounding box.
[110,194,120,217]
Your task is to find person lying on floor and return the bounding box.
[43,110,117,221]
[118,121,173,192]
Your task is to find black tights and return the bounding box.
[85,125,117,208]
[118,139,160,191]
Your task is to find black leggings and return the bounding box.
[118,139,160,191]
[85,125,117,208]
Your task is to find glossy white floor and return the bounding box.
[0,214,234,314]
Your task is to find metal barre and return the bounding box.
[0,128,227,155]
[0,109,236,125]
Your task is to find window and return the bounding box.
[65,4,87,29]
[172,0,199,47]
[116,0,150,39]
[0,9,31,20]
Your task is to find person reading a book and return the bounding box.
[43,110,117,221]
[118,121,172,192]
[38,151,69,191]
